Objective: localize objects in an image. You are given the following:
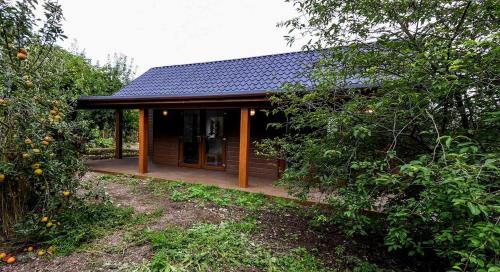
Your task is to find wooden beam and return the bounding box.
[238,107,250,188]
[114,109,123,159]
[138,108,149,174]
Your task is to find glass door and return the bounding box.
[203,110,226,169]
[180,110,201,167]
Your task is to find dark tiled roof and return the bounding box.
[113,50,324,97]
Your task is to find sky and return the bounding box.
[57,0,303,76]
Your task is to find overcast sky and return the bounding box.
[57,0,302,76]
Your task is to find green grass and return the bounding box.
[43,202,134,255]
[144,178,300,211]
[14,202,165,256]
[98,173,141,186]
[97,174,300,212]
[144,218,328,272]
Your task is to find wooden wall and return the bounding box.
[152,109,181,166]
[152,109,281,179]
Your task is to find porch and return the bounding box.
[86,157,293,199]
[78,97,294,198]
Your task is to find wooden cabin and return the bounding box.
[77,51,322,188]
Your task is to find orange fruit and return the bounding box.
[47,246,55,254]
[34,168,43,176]
[17,52,27,60]
[63,191,71,197]
[0,173,4,182]
[6,256,16,264]
[22,153,30,159]
[41,216,49,222]
[46,222,53,228]
[18,48,27,54]
[27,246,34,252]
[41,140,49,146]
[37,249,45,256]
[44,136,53,142]
[33,148,41,154]
[0,252,6,259]
[25,80,33,88]
[25,138,32,144]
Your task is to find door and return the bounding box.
[204,110,226,170]
[178,110,226,169]
[179,110,202,167]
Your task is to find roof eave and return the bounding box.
[76,92,271,109]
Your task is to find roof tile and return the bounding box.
[113,50,322,97]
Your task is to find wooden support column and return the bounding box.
[238,107,250,188]
[138,108,149,174]
[114,109,123,159]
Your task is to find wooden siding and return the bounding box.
[152,109,181,166]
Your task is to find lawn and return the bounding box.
[2,173,409,272]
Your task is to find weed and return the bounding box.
[146,179,296,212]
[98,174,140,186]
[12,201,134,255]
[144,218,328,272]
[148,180,186,197]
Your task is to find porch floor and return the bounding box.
[86,158,306,201]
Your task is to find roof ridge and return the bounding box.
[149,49,316,70]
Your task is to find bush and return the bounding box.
[263,0,500,270]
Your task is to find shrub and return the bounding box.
[262,0,500,270]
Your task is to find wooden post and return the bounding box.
[114,109,123,159]
[139,108,149,174]
[238,107,250,188]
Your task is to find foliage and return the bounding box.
[0,0,90,235]
[53,46,138,143]
[260,0,500,270]
[145,219,328,272]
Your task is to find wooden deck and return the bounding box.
[86,158,303,200]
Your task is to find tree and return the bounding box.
[42,46,137,143]
[261,0,499,270]
[0,0,86,234]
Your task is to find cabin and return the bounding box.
[77,51,322,190]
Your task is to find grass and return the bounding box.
[12,202,135,256]
[143,218,329,272]
[143,177,300,211]
[13,200,164,257]
[97,173,300,212]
